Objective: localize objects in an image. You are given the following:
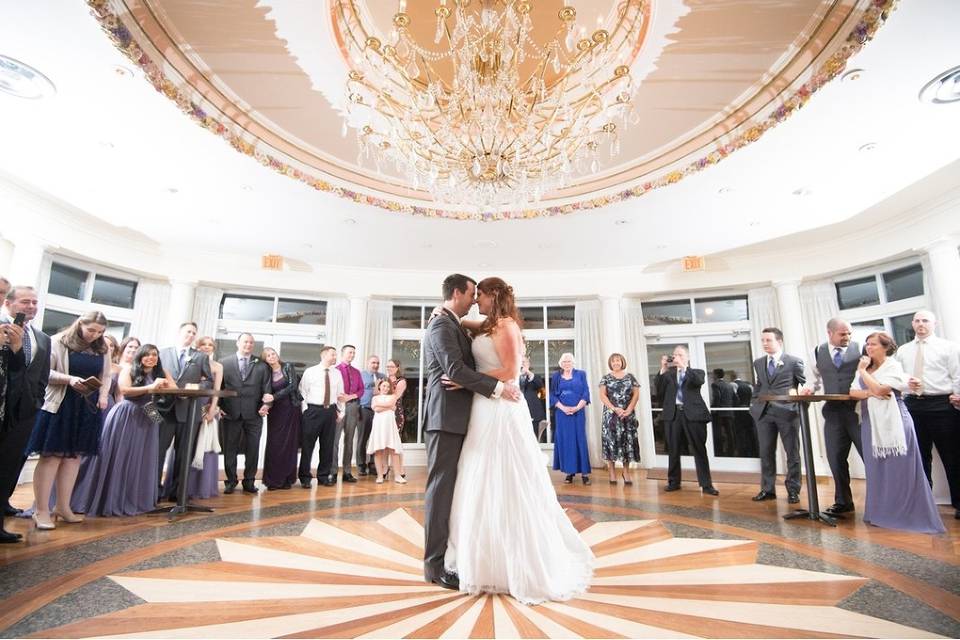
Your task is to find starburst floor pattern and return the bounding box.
[38,509,942,638]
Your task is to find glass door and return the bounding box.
[645,340,696,466]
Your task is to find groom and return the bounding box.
[422,274,520,589]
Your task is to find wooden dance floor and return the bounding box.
[1,470,957,638]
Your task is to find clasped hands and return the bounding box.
[441,375,520,401]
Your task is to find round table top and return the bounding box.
[759,394,852,402]
[150,388,238,398]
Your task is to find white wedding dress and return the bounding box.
[444,333,594,605]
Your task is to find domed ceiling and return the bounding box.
[92,0,894,220]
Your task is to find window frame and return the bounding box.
[830,258,928,339]
[215,289,330,343]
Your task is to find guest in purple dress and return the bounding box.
[849,332,946,535]
[74,344,173,516]
[261,347,301,490]
[26,311,112,530]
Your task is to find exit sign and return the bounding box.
[261,254,283,270]
[681,256,706,272]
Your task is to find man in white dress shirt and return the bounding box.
[298,345,345,488]
[894,310,960,520]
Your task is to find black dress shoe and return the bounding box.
[357,465,369,477]
[788,492,800,504]
[223,483,237,495]
[0,529,23,543]
[281,483,292,490]
[664,484,681,492]
[702,486,720,496]
[3,505,22,517]
[752,491,776,501]
[825,503,854,515]
[242,484,259,494]
[432,571,460,590]
[342,473,358,483]
[320,477,336,487]
[582,475,591,486]
[300,480,312,489]
[955,509,959,520]
[563,474,574,484]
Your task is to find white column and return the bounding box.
[600,296,621,357]
[774,280,827,475]
[925,238,960,341]
[6,234,47,289]
[165,280,196,341]
[0,237,14,276]
[347,296,368,354]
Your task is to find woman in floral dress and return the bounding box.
[599,353,641,485]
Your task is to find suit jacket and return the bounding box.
[1,323,51,423]
[422,308,498,435]
[159,346,214,422]
[750,353,806,421]
[656,367,711,423]
[520,371,546,421]
[220,354,272,420]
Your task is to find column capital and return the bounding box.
[772,279,802,290]
[920,236,960,257]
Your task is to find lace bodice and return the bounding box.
[471,333,520,384]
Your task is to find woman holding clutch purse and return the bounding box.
[25,311,112,529]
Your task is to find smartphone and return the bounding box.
[666,355,675,363]
[13,312,25,327]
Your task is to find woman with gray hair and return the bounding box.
[550,352,592,484]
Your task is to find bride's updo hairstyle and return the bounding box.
[477,277,524,336]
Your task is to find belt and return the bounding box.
[307,403,337,409]
[904,394,950,401]
[676,405,684,411]
[346,398,360,404]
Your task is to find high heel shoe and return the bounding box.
[621,474,633,486]
[394,474,407,484]
[32,513,56,530]
[53,509,85,524]
[375,475,384,484]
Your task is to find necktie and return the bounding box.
[323,368,331,406]
[912,340,924,395]
[22,325,31,364]
[767,357,776,378]
[833,347,843,369]
[677,369,685,403]
[240,357,248,379]
[179,349,187,371]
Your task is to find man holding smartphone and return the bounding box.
[0,285,51,542]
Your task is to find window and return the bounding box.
[217,294,327,326]
[694,296,748,323]
[883,264,924,303]
[91,275,137,309]
[546,305,575,329]
[219,295,274,322]
[836,276,881,310]
[392,305,424,329]
[836,262,926,347]
[890,313,916,345]
[519,306,544,326]
[277,298,326,325]
[42,258,138,341]
[642,299,692,325]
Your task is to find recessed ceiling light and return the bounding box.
[858,142,878,153]
[537,243,554,250]
[302,243,313,249]
[792,187,813,197]
[98,141,115,149]
[240,184,253,192]
[841,68,865,83]
[343,218,357,225]
[473,240,497,249]
[656,244,667,250]
[717,187,733,195]
[421,243,433,249]
[165,187,179,194]
[113,65,134,79]
[0,55,56,99]
[478,262,489,268]
[919,65,960,104]
[614,219,629,226]
[747,220,760,227]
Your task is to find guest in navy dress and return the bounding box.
[551,352,591,485]
[849,332,946,534]
[261,347,301,490]
[73,344,173,516]
[25,311,112,530]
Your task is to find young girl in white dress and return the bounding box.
[366,379,407,484]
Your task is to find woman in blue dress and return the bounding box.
[550,352,592,485]
[25,311,112,530]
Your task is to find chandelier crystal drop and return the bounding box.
[335,0,645,208]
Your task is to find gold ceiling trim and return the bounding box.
[87,0,897,221]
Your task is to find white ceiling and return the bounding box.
[0,1,958,273]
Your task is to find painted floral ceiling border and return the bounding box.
[87,0,897,222]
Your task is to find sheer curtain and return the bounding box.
[574,300,605,468]
[621,299,654,468]
[799,279,840,361]
[192,286,224,340]
[747,287,781,363]
[130,279,170,343]
[363,299,392,364]
[325,297,350,348]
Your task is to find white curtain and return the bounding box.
[325,297,350,348]
[574,299,605,468]
[130,279,171,344]
[362,299,392,364]
[621,299,654,468]
[192,286,224,340]
[747,287,781,364]
[799,279,840,364]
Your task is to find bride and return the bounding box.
[443,277,594,605]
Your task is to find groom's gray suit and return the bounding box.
[422,307,499,582]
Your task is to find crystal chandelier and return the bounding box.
[335,0,645,208]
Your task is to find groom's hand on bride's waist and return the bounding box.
[440,375,464,391]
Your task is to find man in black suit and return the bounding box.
[710,368,737,457]
[656,345,718,495]
[220,333,272,494]
[750,327,806,504]
[0,286,51,542]
[158,321,213,499]
[729,371,759,457]
[519,355,546,437]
